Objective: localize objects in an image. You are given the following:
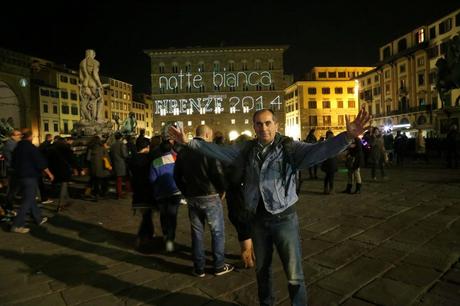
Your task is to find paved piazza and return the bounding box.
[1,162,459,306]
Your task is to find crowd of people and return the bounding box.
[1,107,459,305]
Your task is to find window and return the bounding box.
[51,91,59,98]
[60,75,68,83]
[429,26,436,39]
[70,78,77,85]
[308,87,316,94]
[383,46,391,59]
[63,121,69,133]
[338,72,346,78]
[427,45,439,59]
[338,115,345,125]
[322,87,330,94]
[70,92,78,100]
[44,121,49,132]
[105,111,108,119]
[367,78,372,85]
[53,122,59,132]
[231,119,235,124]
[334,87,343,94]
[418,73,425,86]
[374,75,379,82]
[397,38,407,52]
[309,116,317,126]
[384,70,390,79]
[172,63,178,73]
[328,72,337,78]
[43,104,48,113]
[399,64,406,74]
[417,57,425,67]
[322,116,331,126]
[228,61,234,71]
[71,105,78,115]
[385,83,391,94]
[268,60,274,70]
[318,72,326,78]
[40,89,50,96]
[348,100,356,108]
[373,87,381,95]
[308,101,317,109]
[198,62,205,72]
[255,60,261,70]
[416,28,425,44]
[61,90,68,99]
[347,87,354,94]
[245,119,249,124]
[337,100,343,108]
[185,62,191,72]
[439,18,452,34]
[322,101,331,108]
[241,61,248,71]
[53,104,58,114]
[61,105,69,114]
[213,61,220,72]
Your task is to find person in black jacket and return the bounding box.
[174,125,234,277]
[11,129,54,234]
[128,137,156,253]
[343,137,364,194]
[321,130,338,195]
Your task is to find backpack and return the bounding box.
[225,135,298,222]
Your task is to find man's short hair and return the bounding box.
[114,132,122,140]
[252,108,277,123]
[21,129,32,140]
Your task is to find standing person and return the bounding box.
[169,107,370,306]
[87,136,111,201]
[305,129,318,179]
[10,129,54,234]
[321,131,337,195]
[38,133,54,205]
[110,133,129,199]
[414,129,428,163]
[128,137,155,252]
[383,130,394,164]
[136,129,150,149]
[2,129,22,217]
[174,125,233,277]
[369,127,386,180]
[394,131,408,166]
[343,137,364,194]
[47,137,77,212]
[224,134,255,269]
[446,124,459,168]
[149,138,182,252]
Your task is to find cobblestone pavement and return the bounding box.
[0,162,459,306]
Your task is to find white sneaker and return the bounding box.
[39,217,48,226]
[11,226,30,234]
[214,263,234,276]
[41,199,54,205]
[165,240,174,252]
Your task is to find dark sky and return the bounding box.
[1,1,458,93]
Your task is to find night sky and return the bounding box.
[1,0,458,93]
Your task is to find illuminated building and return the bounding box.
[135,93,155,137]
[144,46,291,141]
[132,100,146,135]
[101,77,133,130]
[357,8,460,136]
[284,67,373,140]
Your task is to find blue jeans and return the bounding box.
[13,177,43,227]
[187,194,225,271]
[252,211,307,306]
[157,195,181,241]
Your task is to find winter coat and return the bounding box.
[345,140,364,170]
[110,140,128,176]
[87,144,111,178]
[149,150,181,200]
[369,135,385,164]
[129,152,154,207]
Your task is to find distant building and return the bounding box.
[284,67,373,140]
[101,77,133,131]
[135,93,155,137]
[144,46,292,141]
[357,8,460,136]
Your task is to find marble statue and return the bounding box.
[79,49,104,123]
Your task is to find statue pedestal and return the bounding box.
[73,120,113,139]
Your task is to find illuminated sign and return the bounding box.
[154,70,281,115]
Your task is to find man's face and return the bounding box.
[253,111,278,145]
[11,131,21,142]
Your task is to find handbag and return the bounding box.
[102,156,112,171]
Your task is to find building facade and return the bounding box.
[145,46,290,141]
[357,8,460,136]
[284,67,373,140]
[101,77,133,131]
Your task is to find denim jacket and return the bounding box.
[188,132,350,214]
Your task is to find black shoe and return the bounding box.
[193,268,205,278]
[214,263,234,276]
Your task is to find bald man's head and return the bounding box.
[196,125,213,142]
